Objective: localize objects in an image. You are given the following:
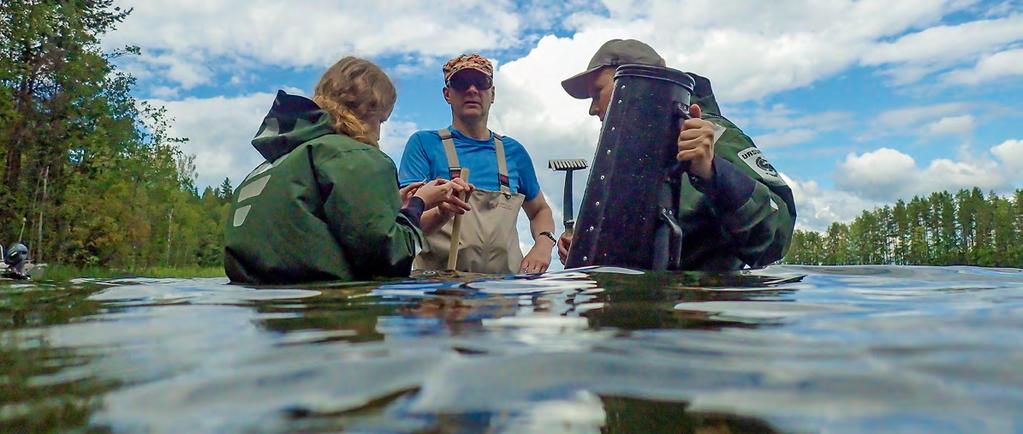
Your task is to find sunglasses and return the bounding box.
[447,73,493,92]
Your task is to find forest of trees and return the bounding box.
[1,1,226,269]
[784,188,1023,268]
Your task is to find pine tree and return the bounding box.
[218,177,233,202]
[892,200,909,264]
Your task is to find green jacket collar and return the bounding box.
[251,90,335,161]
[688,72,722,117]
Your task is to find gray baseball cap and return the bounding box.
[561,39,666,99]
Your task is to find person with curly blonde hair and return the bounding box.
[225,56,469,284]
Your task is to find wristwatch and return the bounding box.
[538,231,557,244]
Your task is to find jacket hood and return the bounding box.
[687,72,722,117]
[251,90,335,161]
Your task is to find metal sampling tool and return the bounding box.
[548,159,588,238]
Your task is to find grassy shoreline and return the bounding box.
[33,265,226,281]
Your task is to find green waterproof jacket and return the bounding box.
[676,74,796,270]
[224,91,421,284]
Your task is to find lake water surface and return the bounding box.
[2,265,1022,433]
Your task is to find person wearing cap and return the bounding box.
[224,57,463,284]
[558,39,796,270]
[398,53,556,274]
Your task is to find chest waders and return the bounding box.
[413,128,525,274]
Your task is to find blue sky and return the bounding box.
[106,0,1023,241]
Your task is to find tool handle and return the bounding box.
[447,168,470,271]
[563,169,575,226]
[670,102,693,177]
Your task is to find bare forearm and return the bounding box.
[528,207,555,243]
[521,201,556,273]
[419,208,451,234]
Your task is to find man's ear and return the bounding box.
[443,86,451,104]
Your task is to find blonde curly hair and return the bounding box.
[313,57,396,146]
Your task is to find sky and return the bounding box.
[105,0,1023,247]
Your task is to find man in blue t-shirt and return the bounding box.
[398,53,556,274]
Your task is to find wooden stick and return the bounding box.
[447,168,470,271]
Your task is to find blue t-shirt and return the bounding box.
[397,127,541,201]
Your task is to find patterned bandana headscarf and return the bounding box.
[443,53,494,81]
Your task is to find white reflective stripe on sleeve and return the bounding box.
[237,175,271,202]
[233,205,252,227]
[243,161,273,183]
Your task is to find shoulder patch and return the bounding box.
[736,147,786,186]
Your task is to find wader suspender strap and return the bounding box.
[437,128,513,196]
[438,128,461,180]
[493,135,512,195]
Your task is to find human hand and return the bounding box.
[450,177,474,196]
[519,242,552,274]
[413,179,455,209]
[557,232,572,265]
[677,104,716,181]
[399,182,424,207]
[436,178,474,218]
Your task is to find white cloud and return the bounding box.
[753,128,817,149]
[148,93,276,188]
[551,0,978,101]
[150,92,426,189]
[735,106,853,133]
[991,139,1023,171]
[923,115,976,137]
[109,0,535,88]
[942,48,1023,85]
[860,13,1023,85]
[149,86,180,99]
[152,53,213,89]
[835,145,1013,201]
[877,103,973,129]
[784,175,878,231]
[379,120,420,164]
[923,157,1003,190]
[862,15,1023,66]
[732,105,851,150]
[984,1,1022,17]
[861,103,975,141]
[835,148,919,200]
[108,0,1008,96]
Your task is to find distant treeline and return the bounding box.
[784,188,1023,268]
[1,1,225,268]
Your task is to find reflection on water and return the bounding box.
[1,266,1022,433]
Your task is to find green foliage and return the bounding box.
[36,264,225,281]
[1,1,225,270]
[218,177,233,202]
[785,188,1023,267]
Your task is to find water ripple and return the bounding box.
[2,266,1022,433]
